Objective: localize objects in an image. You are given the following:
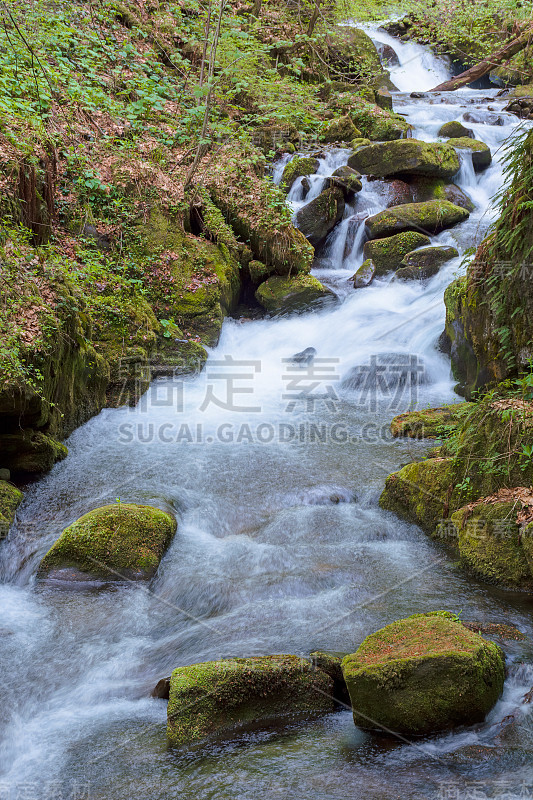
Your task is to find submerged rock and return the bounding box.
[395,245,459,280]
[446,137,492,171]
[363,231,431,274]
[289,347,317,365]
[280,156,319,193]
[39,503,177,582]
[255,274,335,315]
[352,258,376,288]
[341,612,505,736]
[295,187,345,247]
[166,655,335,747]
[365,201,469,239]
[0,481,23,539]
[348,139,460,179]
[463,110,505,126]
[438,120,474,139]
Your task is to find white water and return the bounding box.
[1,24,533,800]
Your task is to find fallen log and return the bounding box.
[430,25,533,92]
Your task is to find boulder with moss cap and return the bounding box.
[365,201,469,239]
[167,655,335,747]
[446,137,492,172]
[348,139,460,179]
[295,187,345,247]
[438,121,474,139]
[0,480,23,539]
[341,612,505,736]
[363,231,431,274]
[280,156,319,193]
[38,503,177,582]
[320,115,360,144]
[255,274,335,315]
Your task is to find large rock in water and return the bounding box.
[295,187,345,247]
[327,166,362,198]
[341,612,505,736]
[348,139,460,179]
[395,245,459,280]
[166,655,335,747]
[363,231,431,274]
[255,274,335,315]
[438,120,474,139]
[39,504,177,582]
[280,156,319,193]
[365,201,469,239]
[409,177,475,212]
[0,480,23,539]
[446,137,492,172]
[320,115,360,144]
[352,259,375,288]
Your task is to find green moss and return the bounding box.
[0,480,23,539]
[39,503,177,581]
[341,612,505,736]
[365,201,469,239]
[349,139,460,179]
[363,231,431,275]
[452,502,532,588]
[0,431,68,475]
[255,273,335,315]
[438,121,473,138]
[167,655,335,747]
[390,403,472,439]
[352,258,375,288]
[294,187,345,247]
[379,457,457,532]
[349,98,412,141]
[320,115,360,144]
[280,156,319,193]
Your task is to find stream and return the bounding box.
[1,24,533,800]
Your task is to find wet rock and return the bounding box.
[374,86,393,110]
[365,200,469,239]
[395,245,459,279]
[363,230,431,274]
[463,110,505,126]
[446,137,492,172]
[38,504,177,582]
[438,120,474,139]
[348,139,460,179]
[376,42,399,68]
[247,259,271,287]
[408,177,475,212]
[379,456,456,533]
[0,480,23,540]
[390,403,470,439]
[152,676,171,699]
[0,431,68,475]
[280,156,319,193]
[320,115,360,144]
[289,347,317,365]
[294,187,345,247]
[370,177,413,208]
[350,137,372,153]
[352,258,375,288]
[341,612,505,736]
[310,651,351,705]
[0,469,10,481]
[166,655,335,747]
[326,166,362,198]
[255,274,335,315]
[503,95,533,119]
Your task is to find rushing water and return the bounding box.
[1,24,533,800]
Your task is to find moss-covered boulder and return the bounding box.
[0,481,23,539]
[327,166,362,198]
[351,137,372,152]
[39,503,177,582]
[379,457,457,533]
[326,26,382,81]
[352,258,375,288]
[294,187,345,247]
[396,245,459,280]
[255,274,335,315]
[280,156,319,193]
[452,501,533,589]
[350,98,412,141]
[348,139,460,179]
[167,655,335,747]
[320,115,360,144]
[365,201,469,239]
[341,612,505,736]
[438,121,474,139]
[446,138,492,172]
[0,431,68,475]
[363,231,431,275]
[390,404,471,439]
[409,177,475,212]
[247,259,271,287]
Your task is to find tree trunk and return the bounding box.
[431,25,533,92]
